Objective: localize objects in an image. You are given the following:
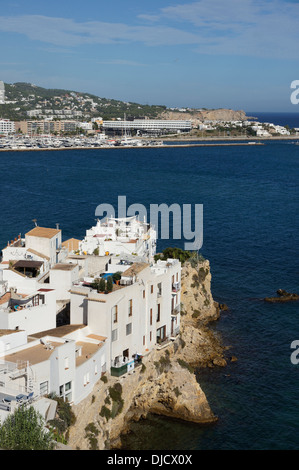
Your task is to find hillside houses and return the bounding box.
[0,217,181,423]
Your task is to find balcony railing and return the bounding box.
[172,282,181,293]
[170,326,180,339]
[171,304,180,315]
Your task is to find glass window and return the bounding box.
[65,381,72,391]
[40,381,48,395]
[112,305,118,323]
[112,329,118,342]
[128,299,133,316]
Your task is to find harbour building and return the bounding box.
[102,118,192,136]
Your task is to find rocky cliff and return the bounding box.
[160,108,248,124]
[68,258,227,450]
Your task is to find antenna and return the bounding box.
[32,219,37,227]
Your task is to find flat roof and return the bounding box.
[1,341,63,365]
[29,324,86,339]
[14,260,43,269]
[25,226,61,239]
[122,262,149,277]
[87,334,107,342]
[0,329,24,337]
[51,263,77,271]
[75,341,105,367]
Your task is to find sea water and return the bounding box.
[0,136,298,449]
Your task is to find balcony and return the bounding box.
[110,358,135,377]
[170,326,180,340]
[172,282,180,293]
[171,304,180,316]
[156,337,172,350]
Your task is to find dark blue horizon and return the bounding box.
[246,111,299,128]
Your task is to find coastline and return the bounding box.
[0,134,297,153]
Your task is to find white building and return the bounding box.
[79,216,156,261]
[0,119,15,135]
[70,257,181,377]
[0,81,5,104]
[0,287,57,335]
[78,121,93,130]
[0,324,107,423]
[0,219,181,417]
[25,226,64,267]
[103,119,192,134]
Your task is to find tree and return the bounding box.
[106,276,113,293]
[0,406,54,450]
[99,277,106,292]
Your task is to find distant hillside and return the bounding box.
[0,81,249,123]
[0,82,167,121]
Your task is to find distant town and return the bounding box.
[0,80,298,150]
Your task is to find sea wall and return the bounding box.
[68,258,226,450]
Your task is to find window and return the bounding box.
[143,336,145,346]
[126,323,132,335]
[59,382,72,402]
[143,290,145,299]
[112,328,118,342]
[64,357,69,370]
[84,374,90,386]
[150,308,153,326]
[157,325,167,343]
[157,304,161,322]
[128,299,133,317]
[151,285,153,294]
[65,381,71,392]
[40,381,49,396]
[112,305,118,323]
[150,331,152,341]
[157,282,162,296]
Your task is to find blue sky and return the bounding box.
[0,0,298,112]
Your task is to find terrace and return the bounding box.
[0,360,37,413]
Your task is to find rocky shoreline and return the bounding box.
[67,259,230,450]
[264,289,299,303]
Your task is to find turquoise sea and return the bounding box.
[0,126,298,449]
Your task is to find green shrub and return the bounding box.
[177,358,194,374]
[99,278,106,292]
[85,422,99,450]
[0,406,54,450]
[106,276,113,292]
[108,383,124,418]
[99,406,111,420]
[192,309,200,318]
